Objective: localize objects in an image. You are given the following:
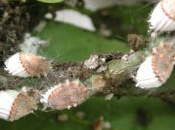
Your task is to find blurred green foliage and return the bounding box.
[92,4,150,38]
[38,22,129,61]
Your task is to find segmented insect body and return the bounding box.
[40,80,90,110]
[5,52,50,77]
[136,43,175,89]
[148,0,175,33]
[0,90,39,121]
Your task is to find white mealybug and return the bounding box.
[40,80,90,110]
[148,0,175,33]
[0,89,39,121]
[4,52,50,77]
[135,43,175,89]
[135,56,162,88]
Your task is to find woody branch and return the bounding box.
[1,47,175,103]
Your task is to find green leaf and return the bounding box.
[37,21,129,61]
[36,0,64,3]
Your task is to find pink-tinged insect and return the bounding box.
[40,80,90,110]
[148,0,175,33]
[135,43,175,89]
[5,52,50,77]
[0,89,39,121]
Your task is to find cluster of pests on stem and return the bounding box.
[135,0,175,88]
[0,0,175,122]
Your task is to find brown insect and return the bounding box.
[41,80,91,110]
[5,52,50,77]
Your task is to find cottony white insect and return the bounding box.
[148,0,175,33]
[40,80,90,110]
[0,90,19,121]
[0,89,38,121]
[135,56,162,89]
[4,52,50,77]
[135,43,175,89]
